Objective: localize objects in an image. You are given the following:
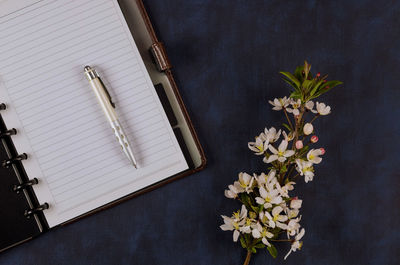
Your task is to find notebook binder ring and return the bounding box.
[2,153,28,168]
[0,128,17,138]
[24,203,49,218]
[13,178,39,194]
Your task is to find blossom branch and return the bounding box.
[221,61,341,262]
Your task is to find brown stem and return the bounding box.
[291,173,300,180]
[283,108,294,130]
[243,251,252,265]
[291,105,305,150]
[270,239,293,242]
[309,114,319,124]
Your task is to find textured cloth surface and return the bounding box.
[1,0,399,264]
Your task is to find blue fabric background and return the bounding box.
[1,0,400,264]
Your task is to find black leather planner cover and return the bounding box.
[0,117,43,252]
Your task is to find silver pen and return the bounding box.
[84,66,138,168]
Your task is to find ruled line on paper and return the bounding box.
[49,140,174,192]
[55,160,182,213]
[0,1,112,61]
[6,43,135,104]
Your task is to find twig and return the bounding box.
[243,251,252,265]
[283,108,294,130]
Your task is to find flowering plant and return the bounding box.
[220,61,342,264]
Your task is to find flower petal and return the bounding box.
[268,145,278,154]
[278,140,288,152]
[252,229,261,238]
[284,150,295,157]
[262,237,271,247]
[272,206,283,216]
[296,228,305,240]
[278,156,286,162]
[255,197,265,205]
[220,224,233,231]
[233,230,240,242]
[267,155,278,163]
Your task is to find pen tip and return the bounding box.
[84,65,92,72]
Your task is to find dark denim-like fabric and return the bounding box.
[1,0,399,264]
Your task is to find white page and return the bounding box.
[0,0,188,227]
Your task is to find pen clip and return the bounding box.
[102,82,116,108]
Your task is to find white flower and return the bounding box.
[248,137,268,155]
[303,123,313,135]
[251,222,274,247]
[295,159,315,183]
[220,205,248,242]
[264,206,288,229]
[286,99,301,116]
[284,228,305,260]
[255,185,282,209]
[287,208,299,219]
[312,102,331,115]
[286,217,302,238]
[255,170,277,187]
[282,131,295,142]
[264,127,281,143]
[276,181,295,198]
[224,184,240,199]
[307,149,323,164]
[268,96,289,111]
[239,218,253,234]
[267,140,295,163]
[305,100,314,111]
[290,198,302,209]
[234,172,255,193]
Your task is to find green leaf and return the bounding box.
[302,79,313,93]
[303,61,311,80]
[280,164,287,173]
[294,66,304,81]
[240,236,247,249]
[255,243,266,249]
[311,80,343,99]
[280,71,300,90]
[267,244,278,258]
[251,247,257,253]
[239,194,252,209]
[290,90,301,100]
[309,79,324,97]
[250,205,259,213]
[282,123,292,132]
[282,78,299,92]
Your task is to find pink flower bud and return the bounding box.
[316,72,321,77]
[311,135,318,143]
[303,123,313,135]
[320,148,326,155]
[295,140,303,149]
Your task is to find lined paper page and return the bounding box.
[0,0,188,227]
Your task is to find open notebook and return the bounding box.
[0,0,189,229]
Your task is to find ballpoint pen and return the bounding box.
[84,66,138,168]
